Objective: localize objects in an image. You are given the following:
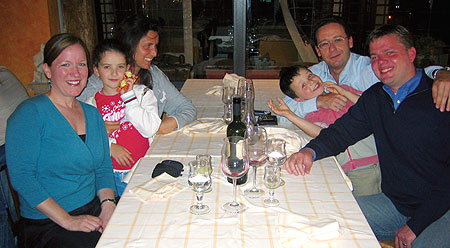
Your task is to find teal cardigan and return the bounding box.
[6,94,116,219]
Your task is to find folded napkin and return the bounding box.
[265,127,310,157]
[205,85,223,96]
[278,212,341,247]
[182,118,226,135]
[129,173,186,203]
[223,73,243,89]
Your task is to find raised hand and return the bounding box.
[267,97,295,118]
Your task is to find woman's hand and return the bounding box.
[98,201,116,232]
[65,214,103,232]
[267,97,294,118]
[104,121,120,136]
[110,143,134,167]
[120,78,136,94]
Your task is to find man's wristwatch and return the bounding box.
[432,66,450,79]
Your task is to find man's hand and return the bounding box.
[316,93,347,112]
[110,143,134,167]
[104,121,120,136]
[432,69,450,112]
[395,224,416,248]
[283,148,315,176]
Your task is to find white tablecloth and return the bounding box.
[96,79,380,248]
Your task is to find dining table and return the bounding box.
[96,79,381,248]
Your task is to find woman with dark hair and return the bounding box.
[78,14,197,134]
[6,33,116,248]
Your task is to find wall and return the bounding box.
[0,0,51,95]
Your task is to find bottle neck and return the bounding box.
[232,97,242,120]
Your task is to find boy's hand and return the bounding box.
[323,82,346,95]
[110,143,135,167]
[267,97,294,118]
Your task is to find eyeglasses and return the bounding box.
[317,37,348,50]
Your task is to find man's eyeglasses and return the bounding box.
[317,37,348,50]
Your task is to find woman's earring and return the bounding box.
[48,79,52,88]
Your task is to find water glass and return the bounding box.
[188,160,212,215]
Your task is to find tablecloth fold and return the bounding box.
[129,173,186,203]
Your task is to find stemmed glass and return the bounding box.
[263,165,282,207]
[188,160,212,215]
[196,154,212,193]
[267,139,287,186]
[222,86,235,124]
[244,126,268,198]
[221,136,250,213]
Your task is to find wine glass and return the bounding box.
[222,86,235,124]
[267,139,287,186]
[244,126,268,198]
[221,136,250,213]
[188,160,212,215]
[263,165,281,207]
[196,154,213,193]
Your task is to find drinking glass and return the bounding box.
[263,165,281,207]
[221,136,250,213]
[244,126,268,198]
[188,160,212,215]
[196,154,213,193]
[222,86,235,124]
[267,139,286,186]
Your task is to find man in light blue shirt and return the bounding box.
[279,17,450,121]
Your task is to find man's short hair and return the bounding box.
[366,24,414,49]
[312,16,352,46]
[279,65,308,99]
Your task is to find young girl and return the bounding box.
[87,39,161,196]
[268,65,380,196]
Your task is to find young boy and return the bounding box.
[268,65,380,196]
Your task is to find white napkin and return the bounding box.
[223,73,243,89]
[181,118,227,135]
[278,212,341,247]
[265,127,310,157]
[129,173,186,203]
[205,85,223,96]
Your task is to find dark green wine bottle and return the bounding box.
[226,97,248,185]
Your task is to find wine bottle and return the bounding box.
[226,97,248,185]
[227,97,246,137]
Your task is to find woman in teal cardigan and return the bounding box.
[6,34,116,248]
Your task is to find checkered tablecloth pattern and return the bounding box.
[96,79,380,248]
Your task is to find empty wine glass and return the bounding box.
[263,165,281,207]
[221,136,250,213]
[267,138,287,186]
[196,154,213,193]
[244,126,268,198]
[188,160,212,215]
[222,86,235,124]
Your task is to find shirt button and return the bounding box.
[397,100,401,104]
